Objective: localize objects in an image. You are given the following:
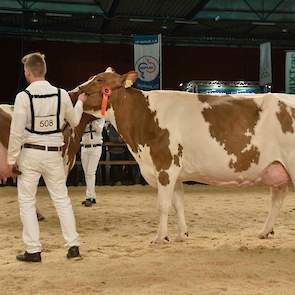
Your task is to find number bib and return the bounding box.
[34,115,57,133]
[24,88,62,135]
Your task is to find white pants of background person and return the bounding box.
[17,148,79,253]
[81,146,102,201]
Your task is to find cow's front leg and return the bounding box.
[258,186,287,239]
[151,179,176,244]
[172,181,188,242]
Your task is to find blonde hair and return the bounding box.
[22,52,47,77]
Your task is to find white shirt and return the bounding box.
[7,80,83,165]
[81,119,105,145]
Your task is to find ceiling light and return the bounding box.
[174,20,199,25]
[0,9,23,14]
[251,21,276,26]
[46,12,72,17]
[129,18,153,23]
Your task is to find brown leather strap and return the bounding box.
[23,143,62,151]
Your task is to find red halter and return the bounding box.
[101,85,112,115]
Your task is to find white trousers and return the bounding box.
[17,148,79,253]
[81,146,102,200]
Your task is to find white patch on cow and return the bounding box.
[241,143,253,153]
[104,107,118,129]
[202,102,211,109]
[275,93,295,108]
[244,129,253,137]
[133,144,157,187]
[0,104,13,116]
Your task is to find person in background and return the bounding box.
[7,52,86,262]
[81,118,105,207]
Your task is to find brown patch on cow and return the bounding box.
[62,113,97,170]
[198,94,230,105]
[0,108,11,148]
[110,88,173,172]
[158,170,170,186]
[276,101,295,134]
[173,144,183,167]
[201,97,261,172]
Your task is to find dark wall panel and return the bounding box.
[163,46,285,92]
[0,38,285,103]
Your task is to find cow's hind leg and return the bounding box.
[172,181,188,241]
[258,186,287,239]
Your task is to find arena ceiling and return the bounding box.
[1,0,295,47]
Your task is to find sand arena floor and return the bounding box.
[0,184,295,294]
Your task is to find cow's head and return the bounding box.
[68,68,138,117]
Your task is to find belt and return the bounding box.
[81,144,102,148]
[23,143,62,151]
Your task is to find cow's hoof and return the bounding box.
[150,236,170,245]
[258,229,274,239]
[175,232,189,242]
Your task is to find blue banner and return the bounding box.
[133,34,162,90]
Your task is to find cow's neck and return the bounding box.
[71,112,96,141]
[108,87,173,171]
[109,88,154,148]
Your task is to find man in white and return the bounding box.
[81,118,105,207]
[7,52,87,262]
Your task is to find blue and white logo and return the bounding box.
[135,56,159,82]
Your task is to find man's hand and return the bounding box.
[6,164,21,177]
[78,93,87,103]
[11,164,21,175]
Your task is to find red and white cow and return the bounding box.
[0,101,96,183]
[70,69,295,243]
[0,105,18,181]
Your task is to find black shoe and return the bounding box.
[16,251,41,262]
[81,199,92,207]
[67,246,82,260]
[91,199,96,204]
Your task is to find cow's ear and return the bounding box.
[121,71,138,88]
[105,67,115,73]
